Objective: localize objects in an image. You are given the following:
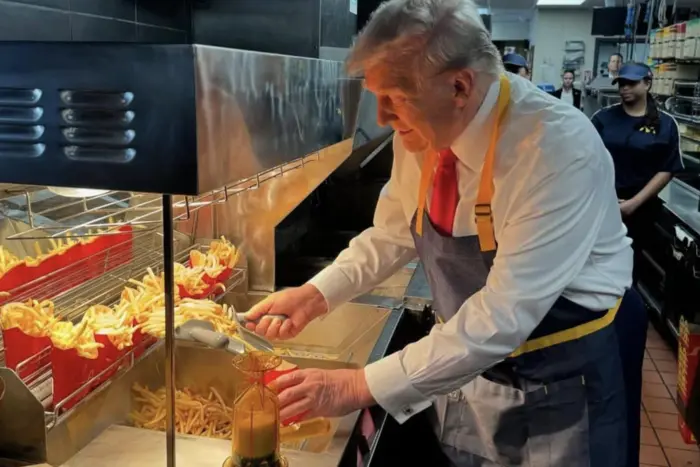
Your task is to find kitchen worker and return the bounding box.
[591,65,682,467]
[502,52,530,79]
[592,63,683,280]
[246,0,642,465]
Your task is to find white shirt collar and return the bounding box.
[450,78,501,170]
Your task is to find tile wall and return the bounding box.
[0,0,190,42]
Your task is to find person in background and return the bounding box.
[552,69,582,110]
[246,1,645,466]
[608,52,623,79]
[591,62,683,467]
[503,52,530,79]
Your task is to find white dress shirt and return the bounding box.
[308,73,633,424]
[561,88,574,106]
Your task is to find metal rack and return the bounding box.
[0,152,323,241]
[1,231,246,427]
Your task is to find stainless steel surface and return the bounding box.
[46,297,394,466]
[192,46,360,195]
[0,368,47,464]
[234,326,276,352]
[0,261,412,466]
[181,138,355,292]
[1,152,340,241]
[0,44,363,196]
[660,178,700,234]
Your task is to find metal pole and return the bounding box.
[162,195,176,467]
[643,0,658,63]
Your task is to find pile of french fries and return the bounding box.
[50,317,102,359]
[0,233,109,276]
[130,383,233,439]
[138,299,238,338]
[0,299,58,338]
[0,237,243,359]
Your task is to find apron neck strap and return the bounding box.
[416,74,512,251]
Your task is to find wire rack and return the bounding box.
[0,152,323,241]
[0,224,246,422]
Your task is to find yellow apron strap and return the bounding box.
[475,75,511,252]
[509,298,622,358]
[435,298,622,357]
[416,74,511,238]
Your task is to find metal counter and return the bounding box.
[658,178,700,233]
[46,264,418,467]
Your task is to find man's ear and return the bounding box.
[452,69,475,108]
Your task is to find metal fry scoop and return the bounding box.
[174,319,246,355]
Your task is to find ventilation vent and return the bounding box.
[0,87,45,159]
[60,90,136,163]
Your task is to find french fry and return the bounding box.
[0,299,57,337]
[84,304,134,350]
[130,384,233,439]
[209,237,241,269]
[0,246,24,277]
[50,317,102,359]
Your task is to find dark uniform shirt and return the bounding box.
[591,104,684,199]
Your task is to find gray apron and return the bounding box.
[410,212,627,467]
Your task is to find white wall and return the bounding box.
[531,8,595,85]
[490,8,533,41]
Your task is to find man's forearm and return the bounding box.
[308,226,417,311]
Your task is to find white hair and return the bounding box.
[347,0,502,92]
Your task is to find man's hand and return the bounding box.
[619,199,640,218]
[244,284,328,340]
[272,368,375,421]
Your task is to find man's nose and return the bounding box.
[376,98,396,127]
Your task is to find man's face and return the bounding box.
[364,63,468,153]
[609,55,621,73]
[562,72,574,88]
[618,79,647,103]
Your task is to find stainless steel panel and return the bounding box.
[0,369,46,464]
[193,45,361,194]
[180,139,355,292]
[0,43,363,195]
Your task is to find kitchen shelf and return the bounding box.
[1,153,322,241]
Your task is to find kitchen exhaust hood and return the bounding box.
[0,43,361,195]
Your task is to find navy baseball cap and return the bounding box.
[503,53,528,68]
[612,63,653,84]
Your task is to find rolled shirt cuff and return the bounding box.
[364,352,433,424]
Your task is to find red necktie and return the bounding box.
[429,149,459,236]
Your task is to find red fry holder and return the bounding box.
[91,334,129,389]
[0,226,134,306]
[264,366,308,426]
[178,267,232,299]
[2,327,51,380]
[51,347,96,412]
[131,319,157,359]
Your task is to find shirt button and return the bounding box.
[403,407,413,415]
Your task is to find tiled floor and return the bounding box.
[641,325,700,466]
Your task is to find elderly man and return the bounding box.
[247,0,645,465]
